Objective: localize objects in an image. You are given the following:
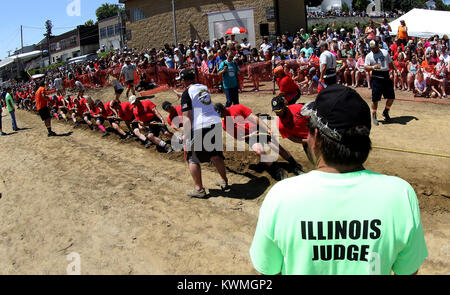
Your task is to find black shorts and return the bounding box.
[115,88,124,95]
[108,118,121,125]
[186,124,224,164]
[146,119,169,137]
[131,122,140,130]
[371,73,395,102]
[126,80,134,88]
[38,107,51,121]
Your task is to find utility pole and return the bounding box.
[172,0,178,46]
[21,25,24,54]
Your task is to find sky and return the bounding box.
[0,0,120,59]
[1,0,450,59]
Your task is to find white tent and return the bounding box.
[389,8,450,39]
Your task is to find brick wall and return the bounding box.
[124,0,306,50]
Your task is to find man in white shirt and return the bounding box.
[240,38,251,56]
[364,40,398,126]
[120,57,140,98]
[260,38,272,55]
[319,42,337,86]
[178,69,229,199]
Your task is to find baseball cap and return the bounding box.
[176,68,195,81]
[301,84,371,142]
[273,66,284,77]
[129,95,138,105]
[271,96,286,112]
[162,101,172,111]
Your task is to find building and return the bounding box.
[119,0,307,50]
[49,25,99,64]
[320,0,352,12]
[98,15,124,51]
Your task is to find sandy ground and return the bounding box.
[0,82,449,275]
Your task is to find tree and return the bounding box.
[342,2,350,12]
[44,20,53,65]
[306,0,323,7]
[96,3,122,21]
[435,0,450,11]
[352,0,371,11]
[84,19,95,26]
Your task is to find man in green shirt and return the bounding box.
[250,85,428,275]
[5,88,19,132]
[218,51,240,107]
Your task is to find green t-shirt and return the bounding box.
[250,170,428,275]
[5,93,14,112]
[218,60,239,89]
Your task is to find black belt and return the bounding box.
[324,69,336,78]
[372,70,389,79]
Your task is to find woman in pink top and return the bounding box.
[365,21,376,41]
[355,52,371,88]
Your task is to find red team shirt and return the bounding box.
[167,105,183,128]
[277,104,309,139]
[133,100,157,123]
[222,104,256,138]
[118,102,134,122]
[90,104,108,119]
[277,76,300,103]
[103,102,115,117]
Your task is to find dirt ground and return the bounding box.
[0,82,448,275]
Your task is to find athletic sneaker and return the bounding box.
[102,132,111,138]
[88,124,94,131]
[187,188,208,199]
[269,164,288,181]
[145,140,154,149]
[73,122,80,129]
[165,144,173,154]
[292,163,305,176]
[215,179,230,191]
[382,109,391,121]
[372,113,379,126]
[0,132,6,136]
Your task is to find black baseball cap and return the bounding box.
[301,84,371,142]
[176,68,195,81]
[271,96,286,111]
[162,101,172,111]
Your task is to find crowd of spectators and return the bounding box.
[307,10,403,19]
[5,18,450,100]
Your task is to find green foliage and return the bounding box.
[84,19,95,26]
[97,49,114,60]
[306,0,323,6]
[28,62,64,76]
[44,20,53,38]
[341,2,350,12]
[352,0,371,11]
[95,3,122,21]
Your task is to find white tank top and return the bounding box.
[188,84,222,131]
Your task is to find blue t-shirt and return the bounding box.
[208,60,215,73]
[219,60,239,89]
[165,56,175,69]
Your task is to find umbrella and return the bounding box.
[225,27,247,35]
[31,74,45,80]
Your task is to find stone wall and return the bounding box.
[124,0,306,50]
[307,16,395,28]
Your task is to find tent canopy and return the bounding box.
[0,50,43,69]
[389,8,450,39]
